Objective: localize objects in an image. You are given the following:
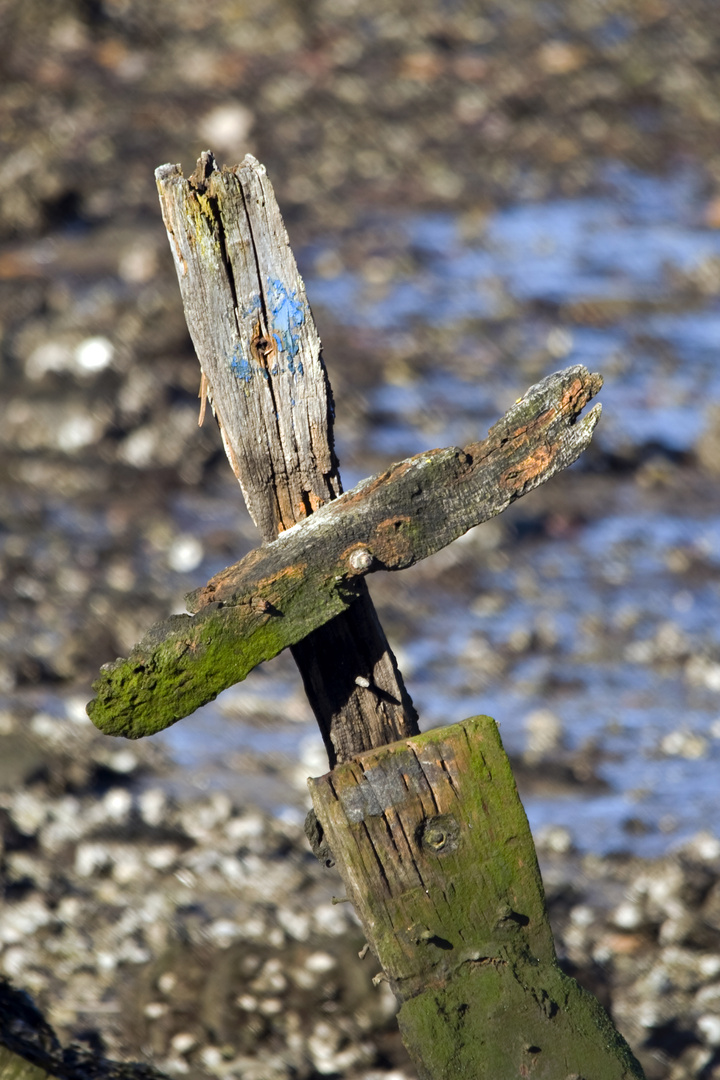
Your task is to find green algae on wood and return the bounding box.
[309,716,645,1080]
[0,1047,60,1080]
[87,365,601,739]
[87,570,362,740]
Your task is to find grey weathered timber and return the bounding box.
[156,151,339,535]
[87,365,601,740]
[309,717,644,1080]
[84,154,648,1080]
[0,1046,166,1080]
[0,978,169,1080]
[156,151,417,763]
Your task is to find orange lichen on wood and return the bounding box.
[500,443,555,488]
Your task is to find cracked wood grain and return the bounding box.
[309,716,644,1080]
[87,365,601,740]
[157,151,341,533]
[155,151,417,763]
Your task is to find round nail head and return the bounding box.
[349,549,373,573]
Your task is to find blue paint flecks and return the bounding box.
[230,344,253,383]
[267,278,305,375]
[241,293,262,318]
[232,296,263,384]
[230,281,306,391]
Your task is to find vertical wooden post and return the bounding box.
[156,152,418,766]
[310,716,644,1079]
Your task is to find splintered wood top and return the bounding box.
[156,152,340,541]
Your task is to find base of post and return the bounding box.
[309,715,644,1080]
[398,953,641,1079]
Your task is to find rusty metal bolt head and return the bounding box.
[349,548,373,573]
[419,814,460,855]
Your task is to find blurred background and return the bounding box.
[4,1,720,1077]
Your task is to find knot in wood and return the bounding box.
[348,548,373,574]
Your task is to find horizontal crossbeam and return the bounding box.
[86,365,601,740]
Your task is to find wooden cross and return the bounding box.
[87,154,644,1079]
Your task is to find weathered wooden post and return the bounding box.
[150,150,417,767]
[87,153,645,1079]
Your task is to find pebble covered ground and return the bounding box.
[5,0,720,1077]
[6,710,720,1079]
